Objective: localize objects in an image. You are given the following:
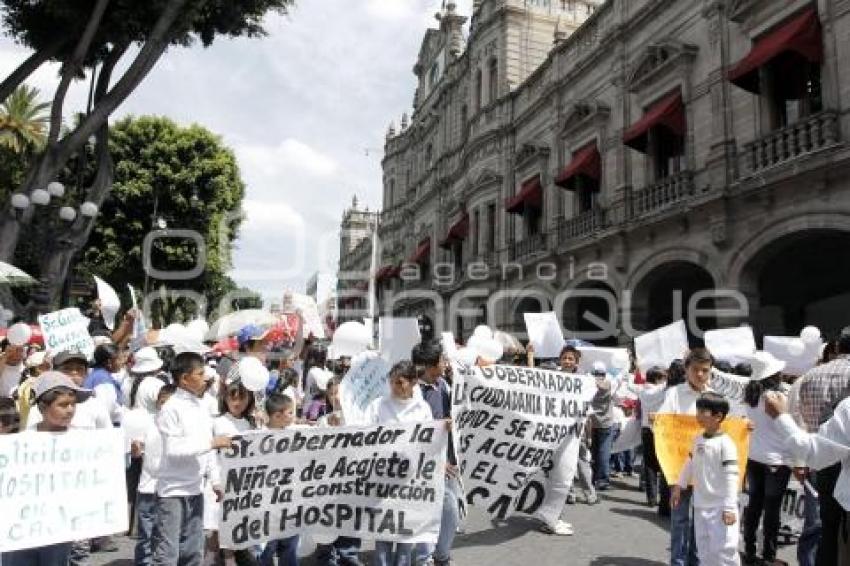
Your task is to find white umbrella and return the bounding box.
[0,261,36,286]
[206,309,277,340]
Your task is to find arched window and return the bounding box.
[474,69,483,112]
[488,58,499,104]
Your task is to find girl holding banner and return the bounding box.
[366,361,433,566]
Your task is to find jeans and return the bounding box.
[69,539,89,566]
[316,537,362,566]
[641,428,660,504]
[373,542,414,566]
[816,463,842,566]
[671,487,699,566]
[798,471,821,566]
[151,494,204,566]
[591,426,614,488]
[435,476,461,562]
[135,492,157,566]
[611,450,633,474]
[259,536,298,566]
[2,542,72,565]
[742,460,791,561]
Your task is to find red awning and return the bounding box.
[439,213,470,249]
[728,7,822,94]
[376,265,401,281]
[407,238,431,264]
[505,175,543,214]
[555,143,601,190]
[623,90,685,153]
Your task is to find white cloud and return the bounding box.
[0,0,476,302]
[237,139,338,179]
[240,199,304,227]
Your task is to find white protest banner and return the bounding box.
[577,346,630,376]
[523,312,564,359]
[38,307,95,360]
[339,352,391,424]
[764,336,821,376]
[634,320,689,374]
[709,369,750,406]
[612,415,642,454]
[93,275,121,331]
[218,422,447,549]
[704,327,756,365]
[290,293,325,339]
[451,362,597,523]
[378,317,421,366]
[0,429,128,552]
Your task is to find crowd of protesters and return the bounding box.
[0,298,849,566]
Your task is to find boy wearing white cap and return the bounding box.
[27,350,112,431]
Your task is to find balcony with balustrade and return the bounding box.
[628,171,695,220]
[508,232,548,262]
[557,208,606,246]
[741,111,840,176]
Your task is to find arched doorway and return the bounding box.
[632,261,717,345]
[560,281,618,346]
[739,229,850,338]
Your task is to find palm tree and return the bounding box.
[0,84,49,154]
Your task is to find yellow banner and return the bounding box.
[654,414,750,488]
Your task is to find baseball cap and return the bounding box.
[34,371,92,402]
[591,361,607,376]
[52,350,89,368]
[237,324,270,347]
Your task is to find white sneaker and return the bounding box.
[540,520,574,536]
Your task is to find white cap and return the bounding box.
[592,361,607,375]
[131,347,164,374]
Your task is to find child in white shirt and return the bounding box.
[151,352,233,566]
[672,392,740,566]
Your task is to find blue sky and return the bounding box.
[0,0,467,305]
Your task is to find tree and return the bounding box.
[0,84,49,154]
[0,0,294,308]
[75,115,247,325]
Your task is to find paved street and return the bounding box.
[92,475,796,565]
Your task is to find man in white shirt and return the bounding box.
[655,348,714,566]
[151,352,232,566]
[765,391,850,564]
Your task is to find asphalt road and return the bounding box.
[91,475,796,565]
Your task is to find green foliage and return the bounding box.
[76,115,248,320]
[0,84,49,153]
[1,0,295,66]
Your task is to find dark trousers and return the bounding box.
[641,427,660,504]
[742,460,791,561]
[816,463,843,566]
[259,536,298,566]
[2,542,72,565]
[591,426,614,488]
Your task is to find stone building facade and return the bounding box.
[347,0,850,345]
